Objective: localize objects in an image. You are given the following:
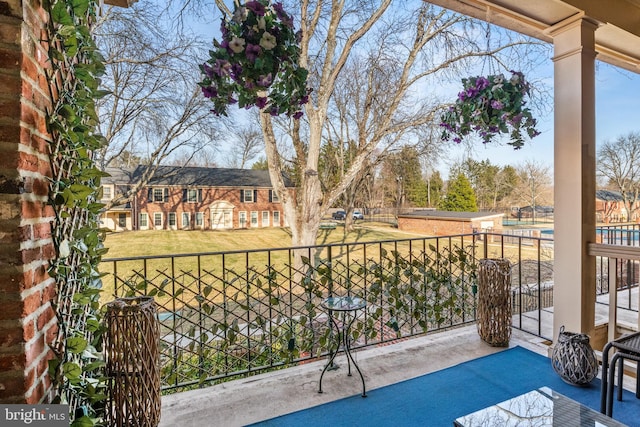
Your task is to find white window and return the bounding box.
[154,213,163,228]
[243,189,254,203]
[182,212,191,228]
[262,211,269,227]
[103,185,112,199]
[196,212,204,227]
[169,213,176,227]
[187,189,199,203]
[153,188,164,202]
[273,211,280,227]
[270,190,279,203]
[139,213,148,228]
[239,211,247,228]
[250,211,258,227]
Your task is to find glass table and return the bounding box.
[454,387,628,426]
[318,296,367,397]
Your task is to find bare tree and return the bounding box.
[94,1,221,209]
[256,1,539,248]
[513,160,552,221]
[597,132,640,221]
[222,115,264,168]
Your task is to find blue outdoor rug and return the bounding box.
[250,346,640,426]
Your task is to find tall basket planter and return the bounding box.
[104,296,160,427]
[477,258,512,347]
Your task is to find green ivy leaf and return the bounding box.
[62,362,82,379]
[66,336,87,354]
[52,1,74,25]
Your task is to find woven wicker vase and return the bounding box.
[477,258,512,347]
[551,326,598,386]
[104,296,160,427]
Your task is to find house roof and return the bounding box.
[596,189,624,201]
[103,165,294,188]
[398,210,504,221]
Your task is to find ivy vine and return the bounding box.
[44,0,109,426]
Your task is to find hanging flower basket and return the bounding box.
[439,71,540,149]
[199,0,310,119]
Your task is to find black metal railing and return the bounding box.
[100,232,553,391]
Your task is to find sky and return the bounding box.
[180,1,640,181]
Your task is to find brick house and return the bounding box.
[397,210,504,236]
[101,165,294,231]
[596,189,640,223]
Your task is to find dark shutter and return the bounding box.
[269,190,273,203]
[198,189,203,202]
[240,190,244,203]
[253,189,258,203]
[182,189,188,202]
[147,188,153,203]
[164,188,169,202]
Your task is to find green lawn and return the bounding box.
[102,223,419,259]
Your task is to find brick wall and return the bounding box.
[138,186,284,230]
[0,1,57,403]
[398,216,503,236]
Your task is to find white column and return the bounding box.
[548,15,598,338]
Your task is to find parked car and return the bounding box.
[332,210,347,220]
[332,210,364,220]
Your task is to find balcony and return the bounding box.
[101,228,640,426]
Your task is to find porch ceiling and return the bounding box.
[426,0,640,73]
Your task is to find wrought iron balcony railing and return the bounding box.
[100,232,561,392]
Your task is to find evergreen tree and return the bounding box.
[439,173,478,211]
[427,171,444,208]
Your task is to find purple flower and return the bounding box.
[453,137,462,143]
[465,87,478,98]
[228,96,238,105]
[202,63,215,79]
[293,110,304,120]
[273,2,294,28]
[299,94,309,105]
[201,86,218,99]
[255,96,268,109]
[257,73,273,87]
[220,20,229,37]
[212,59,232,77]
[490,100,504,110]
[245,44,262,62]
[457,91,467,101]
[270,105,279,116]
[475,77,490,91]
[244,80,255,90]
[246,1,266,16]
[231,63,243,79]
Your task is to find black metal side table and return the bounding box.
[600,331,640,417]
[318,296,367,397]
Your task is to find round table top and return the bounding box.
[321,296,366,311]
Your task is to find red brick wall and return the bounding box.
[0,1,57,403]
[137,186,285,229]
[398,216,503,236]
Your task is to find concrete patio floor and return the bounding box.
[158,326,552,427]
